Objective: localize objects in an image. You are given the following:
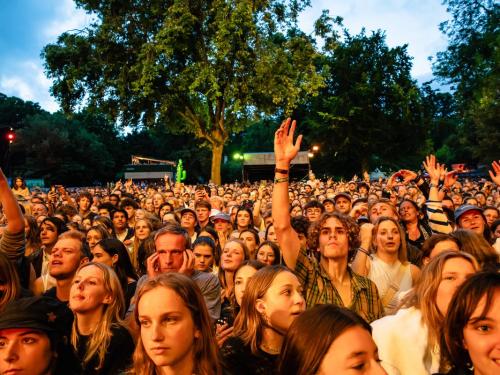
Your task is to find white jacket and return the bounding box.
[371,307,440,375]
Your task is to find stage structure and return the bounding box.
[123,155,175,180]
[241,152,310,181]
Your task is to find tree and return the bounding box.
[433,0,499,162]
[42,0,327,184]
[11,112,115,185]
[299,30,426,177]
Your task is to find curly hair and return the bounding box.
[307,212,360,255]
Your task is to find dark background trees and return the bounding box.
[42,0,326,184]
[2,0,498,184]
[433,0,499,163]
[294,30,428,177]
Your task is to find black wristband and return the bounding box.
[275,168,289,175]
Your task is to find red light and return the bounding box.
[6,130,15,143]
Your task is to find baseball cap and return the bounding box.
[334,192,352,202]
[454,204,483,222]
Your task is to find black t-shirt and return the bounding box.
[221,336,279,375]
[76,324,134,375]
[124,280,137,312]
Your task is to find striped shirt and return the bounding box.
[426,200,453,234]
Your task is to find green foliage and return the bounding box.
[433,0,499,163]
[11,112,114,185]
[299,30,427,177]
[0,93,45,130]
[42,0,328,183]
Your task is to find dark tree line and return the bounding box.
[1,0,497,184]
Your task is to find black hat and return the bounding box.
[0,296,68,333]
[180,207,197,219]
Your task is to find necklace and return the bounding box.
[260,343,280,355]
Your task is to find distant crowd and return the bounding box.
[1,118,499,375]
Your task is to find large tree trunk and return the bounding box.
[211,143,224,185]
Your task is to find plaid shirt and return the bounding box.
[295,247,384,323]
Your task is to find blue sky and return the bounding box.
[0,0,449,113]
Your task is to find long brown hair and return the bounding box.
[451,229,499,269]
[443,271,500,371]
[279,305,372,375]
[70,262,126,370]
[130,273,221,375]
[232,265,291,355]
[400,251,479,349]
[0,252,21,311]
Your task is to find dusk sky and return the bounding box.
[0,0,450,113]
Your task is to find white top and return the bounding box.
[368,255,412,313]
[371,307,440,375]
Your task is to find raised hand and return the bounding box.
[274,118,302,166]
[363,170,370,182]
[423,155,445,184]
[443,170,458,188]
[398,169,418,184]
[178,249,195,276]
[489,160,500,185]
[146,253,161,278]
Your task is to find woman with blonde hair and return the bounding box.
[221,265,305,374]
[24,214,40,256]
[352,216,420,314]
[130,273,222,375]
[69,262,134,374]
[131,217,154,269]
[218,239,249,324]
[371,251,479,375]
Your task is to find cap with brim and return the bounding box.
[334,192,352,202]
[454,204,483,222]
[180,208,197,218]
[323,198,335,205]
[0,297,64,333]
[211,212,231,222]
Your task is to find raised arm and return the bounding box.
[423,155,452,234]
[0,168,25,260]
[489,160,500,186]
[0,169,24,234]
[272,119,302,269]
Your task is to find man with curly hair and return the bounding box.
[272,118,383,322]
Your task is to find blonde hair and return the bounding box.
[232,265,290,355]
[400,251,479,349]
[218,239,250,291]
[70,262,126,370]
[130,273,221,375]
[372,216,408,263]
[131,218,153,269]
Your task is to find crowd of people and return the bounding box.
[1,118,499,375]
